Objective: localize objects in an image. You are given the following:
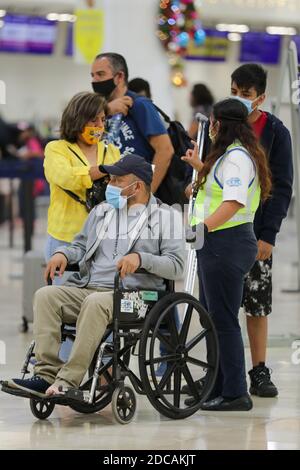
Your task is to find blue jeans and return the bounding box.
[45,234,72,286]
[197,223,257,398]
[159,307,180,355]
[45,234,70,264]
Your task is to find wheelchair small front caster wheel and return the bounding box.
[111,386,136,424]
[30,398,55,420]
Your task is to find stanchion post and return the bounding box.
[23,179,34,253]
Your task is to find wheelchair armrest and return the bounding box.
[114,269,175,292]
[65,263,80,272]
[47,264,80,285]
[135,269,175,292]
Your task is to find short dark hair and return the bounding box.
[60,92,106,143]
[128,78,151,99]
[231,64,268,96]
[95,52,129,84]
[191,83,214,107]
[198,98,272,202]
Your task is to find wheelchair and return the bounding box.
[1,267,219,424]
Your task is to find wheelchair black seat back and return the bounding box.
[1,268,219,424]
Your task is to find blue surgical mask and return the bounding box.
[231,95,259,115]
[105,182,137,209]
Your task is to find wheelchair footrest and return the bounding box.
[1,382,47,400]
[58,386,90,403]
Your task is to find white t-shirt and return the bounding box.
[214,148,256,206]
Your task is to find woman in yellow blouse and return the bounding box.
[44,92,120,261]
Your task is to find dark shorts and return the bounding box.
[242,257,273,317]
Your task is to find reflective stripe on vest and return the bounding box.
[191,142,261,231]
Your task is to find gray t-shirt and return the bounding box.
[89,204,147,288]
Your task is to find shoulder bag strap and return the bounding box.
[59,146,88,210]
[101,143,108,164]
[67,146,88,166]
[153,104,171,124]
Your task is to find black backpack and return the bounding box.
[153,105,194,206]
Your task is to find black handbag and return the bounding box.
[85,173,110,212]
[61,145,109,212]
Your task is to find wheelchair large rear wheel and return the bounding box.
[139,292,219,420]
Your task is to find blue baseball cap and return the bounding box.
[101,154,153,185]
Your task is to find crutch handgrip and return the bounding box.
[186,225,197,244]
[195,112,209,123]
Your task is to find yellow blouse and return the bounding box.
[44,139,120,242]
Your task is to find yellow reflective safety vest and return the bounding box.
[191,142,261,232]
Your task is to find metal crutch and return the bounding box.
[184,112,208,295]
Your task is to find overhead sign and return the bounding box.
[185,29,229,62]
[240,32,282,64]
[0,14,57,54]
[74,8,104,64]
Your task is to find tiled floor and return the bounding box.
[0,211,299,450]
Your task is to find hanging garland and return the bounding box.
[157,0,206,55]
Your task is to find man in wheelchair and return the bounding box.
[8,155,185,398]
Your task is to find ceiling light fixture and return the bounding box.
[46,13,60,21]
[58,14,75,22]
[266,26,297,35]
[216,23,250,33]
[67,15,77,23]
[46,13,76,23]
[228,32,242,42]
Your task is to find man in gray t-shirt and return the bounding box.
[89,203,147,288]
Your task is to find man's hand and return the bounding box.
[256,240,273,261]
[44,253,68,283]
[117,253,141,279]
[107,96,133,116]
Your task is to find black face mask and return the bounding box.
[92,78,116,98]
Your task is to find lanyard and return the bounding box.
[112,207,148,259]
